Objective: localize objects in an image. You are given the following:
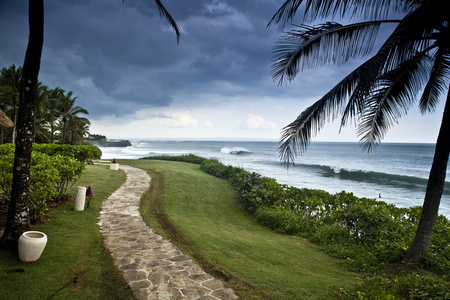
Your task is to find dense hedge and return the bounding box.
[199,158,450,274]
[32,143,102,163]
[143,154,450,298]
[0,144,90,222]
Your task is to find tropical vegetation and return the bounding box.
[268,0,450,264]
[0,144,101,223]
[0,65,90,145]
[0,0,180,252]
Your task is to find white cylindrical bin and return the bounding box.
[110,163,119,170]
[18,231,48,262]
[74,186,87,211]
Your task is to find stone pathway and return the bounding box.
[97,164,238,300]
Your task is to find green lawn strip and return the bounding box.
[0,164,134,300]
[124,159,357,300]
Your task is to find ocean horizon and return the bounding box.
[97,140,450,217]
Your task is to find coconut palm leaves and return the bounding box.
[270,0,450,263]
[0,69,90,145]
[271,0,450,160]
[154,0,181,43]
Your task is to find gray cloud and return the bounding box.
[0,0,440,142]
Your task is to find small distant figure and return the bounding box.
[379,193,381,198]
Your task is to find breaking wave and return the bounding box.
[297,163,450,195]
[220,147,252,155]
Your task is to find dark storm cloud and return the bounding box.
[0,0,291,118]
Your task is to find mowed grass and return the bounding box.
[123,159,357,299]
[0,164,134,300]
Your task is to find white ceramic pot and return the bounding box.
[110,163,119,170]
[18,231,48,262]
[74,186,87,211]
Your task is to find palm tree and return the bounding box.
[45,87,65,143]
[269,0,450,264]
[1,0,180,252]
[57,91,89,144]
[0,0,44,251]
[0,65,22,144]
[66,117,91,145]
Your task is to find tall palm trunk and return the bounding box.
[404,89,450,263]
[0,0,44,251]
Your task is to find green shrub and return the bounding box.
[49,154,86,201]
[33,143,102,163]
[143,154,206,164]
[29,152,60,222]
[0,143,14,155]
[0,143,102,164]
[0,149,86,222]
[0,152,14,197]
[254,206,303,235]
[337,272,450,299]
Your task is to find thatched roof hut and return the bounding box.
[0,109,13,128]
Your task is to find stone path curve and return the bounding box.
[97,164,238,300]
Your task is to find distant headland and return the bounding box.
[87,134,131,147]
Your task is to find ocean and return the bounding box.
[98,140,450,217]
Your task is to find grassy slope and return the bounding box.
[0,164,134,300]
[124,159,357,299]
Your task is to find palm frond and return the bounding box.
[419,49,450,114]
[267,0,304,28]
[357,52,431,150]
[154,0,181,43]
[304,0,397,21]
[268,0,402,27]
[340,55,384,128]
[279,57,377,163]
[271,21,387,85]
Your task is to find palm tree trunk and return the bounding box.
[0,0,44,251]
[404,90,450,264]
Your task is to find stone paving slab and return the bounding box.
[97,164,238,300]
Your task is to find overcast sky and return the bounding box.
[0,0,445,143]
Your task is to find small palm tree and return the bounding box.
[269,0,450,264]
[58,91,88,144]
[67,117,91,145]
[45,87,65,143]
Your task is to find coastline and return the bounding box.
[96,140,450,217]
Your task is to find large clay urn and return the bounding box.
[18,231,48,262]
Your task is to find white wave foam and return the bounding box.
[220,147,251,154]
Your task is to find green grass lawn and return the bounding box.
[1,160,357,300]
[0,164,134,300]
[123,159,357,299]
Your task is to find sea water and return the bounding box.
[98,140,450,217]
